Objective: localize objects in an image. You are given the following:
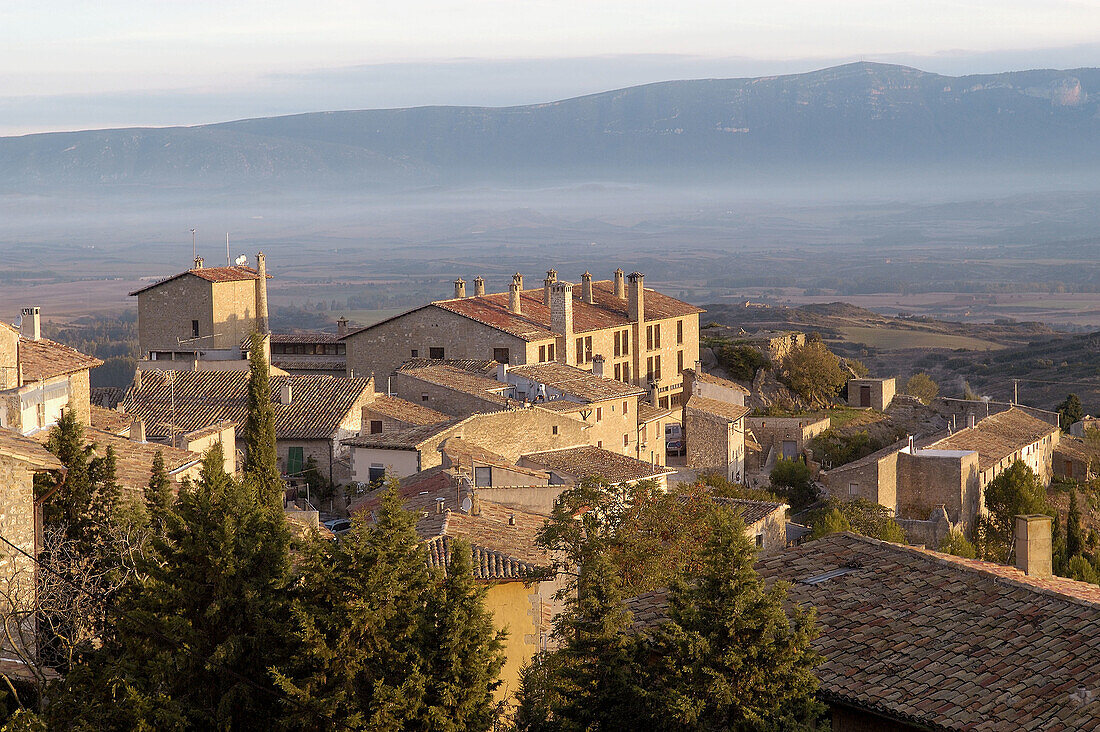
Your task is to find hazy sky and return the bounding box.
[4,0,1100,134]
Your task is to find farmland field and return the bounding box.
[833,326,1004,351]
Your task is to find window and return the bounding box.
[623,364,630,382]
[677,350,684,373]
[623,434,629,447]
[429,346,445,359]
[655,356,662,380]
[614,363,621,380]
[286,447,304,476]
[659,396,669,409]
[581,336,592,362]
[614,331,621,357]
[676,320,683,344]
[539,345,546,362]
[474,466,492,487]
[337,344,346,355]
[494,347,510,363]
[597,440,603,448]
[646,325,653,351]
[552,425,559,435]
[848,483,858,496]
[368,464,386,483]
[191,319,199,338]
[646,357,654,381]
[36,402,46,428]
[654,323,661,348]
[596,407,603,422]
[621,330,629,355]
[576,337,584,360]
[370,420,383,434]
[421,392,429,402]
[622,401,628,414]
[547,343,555,361]
[755,534,764,549]
[411,349,419,357]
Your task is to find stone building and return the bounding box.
[361,394,450,436]
[518,445,675,491]
[745,414,831,469]
[683,396,749,482]
[266,327,348,377]
[130,253,272,364]
[847,377,895,411]
[342,269,703,409]
[0,311,101,435]
[681,367,749,406]
[120,369,373,485]
[392,361,515,417]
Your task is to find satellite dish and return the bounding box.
[235,255,248,266]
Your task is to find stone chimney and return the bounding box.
[435,497,446,514]
[581,271,594,304]
[337,317,349,337]
[592,354,605,378]
[133,368,142,390]
[194,256,204,270]
[130,419,146,443]
[280,380,293,405]
[454,278,466,299]
[255,252,270,334]
[628,272,645,324]
[509,274,523,315]
[1015,514,1052,577]
[551,281,575,364]
[613,268,626,299]
[543,269,558,306]
[19,307,40,341]
[473,276,485,296]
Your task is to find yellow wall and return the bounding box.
[484,580,543,703]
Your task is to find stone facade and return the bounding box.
[0,327,17,391]
[847,378,896,411]
[391,372,507,418]
[685,408,746,482]
[896,449,982,528]
[746,415,831,464]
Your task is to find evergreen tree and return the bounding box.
[144,449,174,531]
[641,509,823,730]
[50,443,293,730]
[979,461,1054,562]
[243,332,280,496]
[1068,489,1085,559]
[41,408,95,535]
[274,482,432,729]
[938,527,977,559]
[422,538,507,732]
[1057,393,1085,433]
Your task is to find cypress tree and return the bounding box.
[42,407,95,534]
[243,332,280,497]
[144,449,174,531]
[422,538,507,732]
[1068,489,1085,560]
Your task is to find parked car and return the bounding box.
[323,518,353,536]
[665,423,684,456]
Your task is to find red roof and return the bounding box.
[128,266,267,296]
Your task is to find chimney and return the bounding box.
[551,281,575,364]
[130,419,146,443]
[508,512,516,526]
[19,307,40,341]
[509,274,523,315]
[907,435,915,452]
[280,380,293,405]
[473,276,485,296]
[1015,514,1053,578]
[255,252,270,334]
[628,272,645,324]
[194,256,204,270]
[591,354,605,378]
[133,368,142,390]
[967,414,976,429]
[454,278,466,299]
[436,497,446,514]
[581,271,594,304]
[613,268,626,299]
[543,269,557,306]
[497,362,509,381]
[337,317,349,337]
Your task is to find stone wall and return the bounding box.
[137,275,214,356]
[847,378,895,411]
[68,370,92,427]
[391,373,506,418]
[420,408,589,469]
[896,450,981,527]
[0,328,17,391]
[823,451,899,509]
[210,279,260,350]
[747,508,788,553]
[685,409,744,481]
[0,456,38,658]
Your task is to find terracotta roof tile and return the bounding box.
[713,497,786,527]
[521,445,673,484]
[0,428,63,471]
[398,364,512,404]
[637,403,674,424]
[365,395,451,427]
[684,368,750,394]
[342,418,465,450]
[128,266,265,296]
[18,338,102,381]
[684,395,750,423]
[930,408,1060,471]
[628,532,1100,730]
[508,362,645,401]
[89,405,134,435]
[121,370,372,441]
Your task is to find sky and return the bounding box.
[4,0,1100,135]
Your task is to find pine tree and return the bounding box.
[274,482,432,730]
[144,449,174,531]
[1068,489,1084,559]
[243,332,280,497]
[980,461,1054,562]
[41,408,95,534]
[50,442,293,729]
[422,538,507,732]
[641,509,823,730]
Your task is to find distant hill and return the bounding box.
[4,62,1100,191]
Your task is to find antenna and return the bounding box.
[190,228,196,262]
[226,233,230,266]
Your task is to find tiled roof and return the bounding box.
[684,395,750,423]
[90,386,125,409]
[398,364,512,404]
[84,430,200,495]
[637,403,673,424]
[629,532,1100,730]
[0,428,63,470]
[128,265,265,296]
[18,338,102,381]
[122,370,372,441]
[342,280,702,343]
[90,405,134,435]
[271,357,346,372]
[684,368,750,394]
[365,395,450,427]
[713,497,786,527]
[930,408,1059,471]
[269,332,339,344]
[351,470,549,580]
[439,437,549,480]
[342,419,465,450]
[398,358,498,375]
[521,446,673,484]
[1055,436,1096,463]
[535,399,589,414]
[181,420,237,442]
[508,362,645,401]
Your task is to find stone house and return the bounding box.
[120,369,373,485]
[0,311,102,435]
[713,497,788,553]
[392,361,514,417]
[518,445,675,491]
[130,253,272,364]
[266,326,348,378]
[745,414,831,469]
[1053,436,1096,482]
[847,377,895,411]
[681,367,749,406]
[341,269,703,409]
[683,396,749,482]
[350,472,561,703]
[627,522,1100,730]
[361,394,450,436]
